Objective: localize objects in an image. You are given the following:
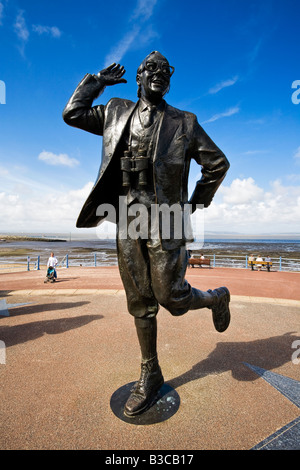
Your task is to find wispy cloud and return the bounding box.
[247,118,265,125]
[38,151,79,168]
[105,25,140,66]
[202,106,240,124]
[0,165,9,176]
[13,10,62,56]
[248,38,263,66]
[286,174,300,183]
[131,0,158,22]
[14,10,29,41]
[13,10,29,56]
[32,24,62,38]
[293,146,300,162]
[104,0,158,66]
[209,76,239,94]
[242,150,270,155]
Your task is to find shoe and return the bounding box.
[124,356,164,417]
[210,287,231,332]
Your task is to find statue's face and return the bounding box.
[137,52,174,101]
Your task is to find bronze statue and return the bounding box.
[63,51,230,417]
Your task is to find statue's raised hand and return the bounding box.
[96,63,127,86]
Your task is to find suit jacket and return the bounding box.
[63,73,230,248]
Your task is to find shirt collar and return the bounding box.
[139,97,165,113]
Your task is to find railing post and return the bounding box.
[213,253,216,267]
[94,253,97,267]
[245,255,248,269]
[27,256,30,271]
[37,256,40,270]
[279,257,282,271]
[66,254,69,269]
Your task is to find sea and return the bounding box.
[1,233,300,270]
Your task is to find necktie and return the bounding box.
[143,106,155,128]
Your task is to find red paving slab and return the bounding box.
[0,291,299,450]
[0,265,299,300]
[0,266,299,450]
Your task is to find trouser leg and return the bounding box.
[117,231,158,319]
[189,287,214,309]
[148,245,230,331]
[118,233,220,318]
[134,316,157,361]
[149,244,214,316]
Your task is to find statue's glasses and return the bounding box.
[144,60,175,77]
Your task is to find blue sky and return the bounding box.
[0,0,300,236]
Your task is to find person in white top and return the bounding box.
[47,252,58,278]
[256,255,263,271]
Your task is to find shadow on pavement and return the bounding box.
[7,301,91,317]
[168,331,298,388]
[0,314,103,347]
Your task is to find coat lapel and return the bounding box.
[154,103,181,160]
[102,101,137,170]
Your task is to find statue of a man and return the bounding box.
[63,51,231,417]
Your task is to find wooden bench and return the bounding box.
[248,260,272,271]
[188,258,211,268]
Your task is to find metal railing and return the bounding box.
[191,253,300,272]
[1,253,300,272]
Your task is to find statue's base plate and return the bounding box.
[110,382,180,425]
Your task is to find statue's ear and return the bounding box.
[136,74,141,85]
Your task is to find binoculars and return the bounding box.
[121,148,150,187]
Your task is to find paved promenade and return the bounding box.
[0,266,299,450]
